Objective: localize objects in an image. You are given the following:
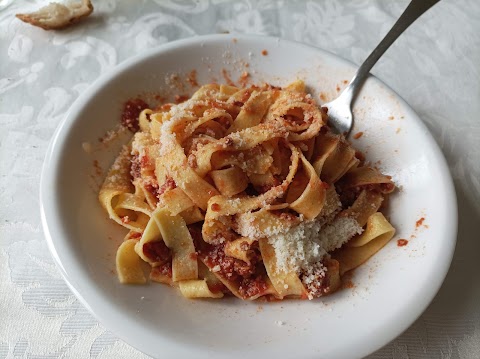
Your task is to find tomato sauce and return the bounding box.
[397,239,409,247]
[211,203,221,212]
[128,231,142,240]
[143,241,171,264]
[121,98,149,132]
[416,217,425,228]
[200,241,267,298]
[157,177,176,197]
[130,155,141,179]
[153,261,172,278]
[144,182,159,198]
[188,225,268,299]
[207,281,229,294]
[238,275,268,298]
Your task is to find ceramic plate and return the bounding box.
[40,35,457,359]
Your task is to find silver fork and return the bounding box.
[324,0,440,136]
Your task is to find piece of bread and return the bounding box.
[16,0,93,30]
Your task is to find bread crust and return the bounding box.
[16,0,93,30]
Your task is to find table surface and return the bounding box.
[1,0,479,358]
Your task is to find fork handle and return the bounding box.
[342,0,440,104]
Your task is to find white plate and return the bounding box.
[40,35,457,359]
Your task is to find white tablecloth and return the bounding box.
[1,1,479,358]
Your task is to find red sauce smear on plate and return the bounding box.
[397,239,409,247]
[416,217,425,228]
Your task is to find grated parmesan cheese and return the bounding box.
[301,261,327,300]
[268,220,325,273]
[318,217,363,252]
[268,216,363,274]
[82,142,92,153]
[228,131,246,147]
[235,211,292,239]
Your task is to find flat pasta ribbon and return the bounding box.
[99,80,397,300]
[333,212,396,275]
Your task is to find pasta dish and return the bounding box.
[99,80,395,300]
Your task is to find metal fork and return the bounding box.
[324,0,440,136]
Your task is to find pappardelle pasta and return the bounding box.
[99,80,395,300]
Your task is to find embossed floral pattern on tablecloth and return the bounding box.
[1,1,480,358]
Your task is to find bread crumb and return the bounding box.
[16,0,93,30]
